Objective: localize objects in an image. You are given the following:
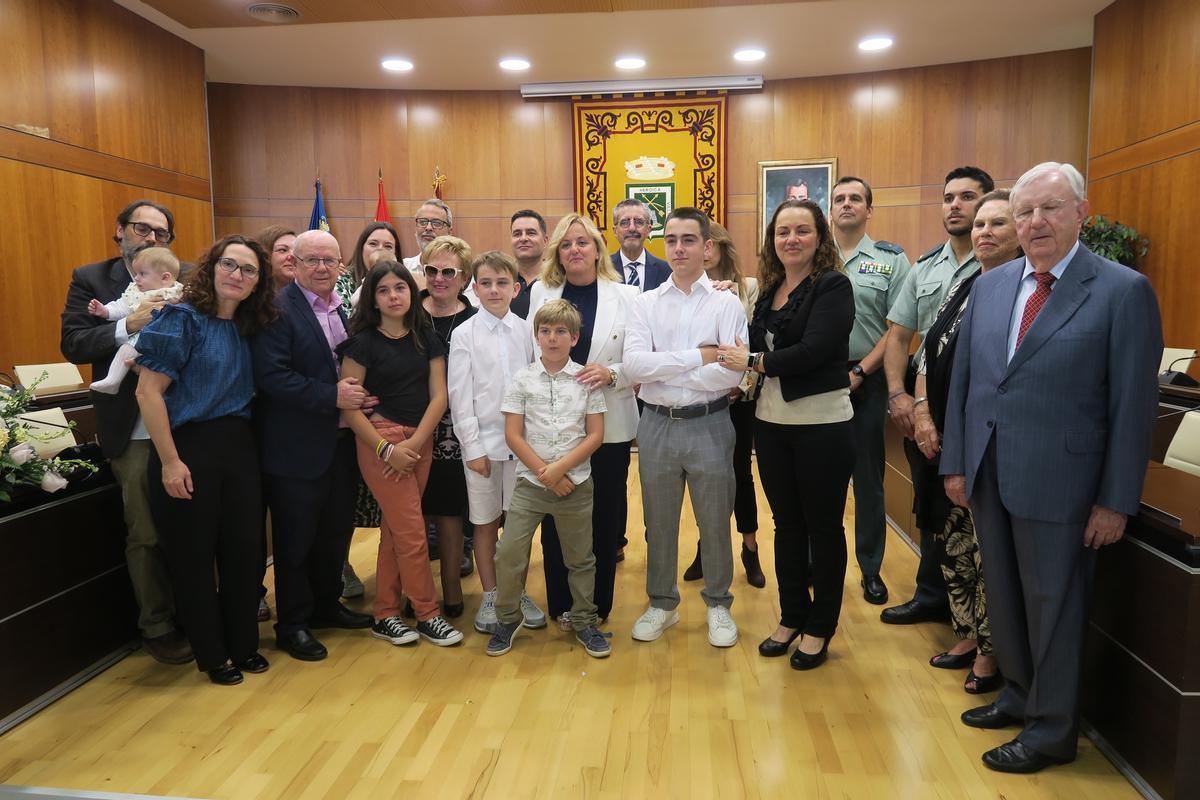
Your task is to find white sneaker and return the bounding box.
[707,605,738,647]
[520,593,547,629]
[631,606,679,642]
[474,588,498,633]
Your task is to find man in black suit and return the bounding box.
[59,199,192,665]
[251,230,374,661]
[610,199,670,291]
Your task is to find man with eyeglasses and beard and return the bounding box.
[609,199,670,292]
[251,230,376,662]
[60,199,193,666]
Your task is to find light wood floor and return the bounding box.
[1,457,1138,799]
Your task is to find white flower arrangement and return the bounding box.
[1,372,97,503]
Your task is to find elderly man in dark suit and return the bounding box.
[252,229,374,661]
[610,199,670,291]
[940,162,1163,773]
[60,199,192,665]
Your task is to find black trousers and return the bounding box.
[903,436,952,610]
[148,417,263,672]
[541,440,632,620]
[265,432,358,636]
[755,418,854,637]
[729,400,758,535]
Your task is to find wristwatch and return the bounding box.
[607,368,617,386]
[747,352,762,371]
[851,364,865,377]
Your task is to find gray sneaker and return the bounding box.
[474,588,498,633]
[520,593,547,629]
[341,561,364,599]
[486,620,522,656]
[575,626,611,658]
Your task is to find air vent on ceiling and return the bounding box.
[247,3,300,24]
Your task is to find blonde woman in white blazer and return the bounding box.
[681,221,768,589]
[528,212,639,628]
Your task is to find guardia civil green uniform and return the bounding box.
[843,235,911,580]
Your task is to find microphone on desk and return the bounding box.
[1159,355,1199,388]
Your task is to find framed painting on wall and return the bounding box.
[757,158,838,248]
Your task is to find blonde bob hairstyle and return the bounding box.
[539,213,622,289]
[420,235,474,281]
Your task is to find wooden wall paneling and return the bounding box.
[865,69,922,190]
[35,0,100,151]
[540,100,575,208]
[359,89,411,206]
[450,92,502,202]
[0,0,50,136]
[207,83,270,201]
[1091,0,1200,158]
[498,93,552,203]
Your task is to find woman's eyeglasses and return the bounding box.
[423,265,461,280]
[216,257,260,279]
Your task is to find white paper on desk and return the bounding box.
[15,407,77,458]
[14,363,85,397]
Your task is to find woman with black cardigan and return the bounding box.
[718,199,856,670]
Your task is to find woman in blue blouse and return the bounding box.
[136,234,278,685]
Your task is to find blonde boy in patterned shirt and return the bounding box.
[487,299,609,658]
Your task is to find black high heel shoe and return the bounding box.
[965,668,1004,694]
[790,634,833,671]
[930,648,977,669]
[758,627,801,657]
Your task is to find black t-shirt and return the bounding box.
[337,327,445,426]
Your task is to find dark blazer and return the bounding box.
[940,244,1163,523]
[60,257,139,458]
[752,270,855,403]
[251,281,348,481]
[610,251,670,291]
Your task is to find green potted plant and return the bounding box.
[1080,215,1148,269]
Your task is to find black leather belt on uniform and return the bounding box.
[644,397,730,420]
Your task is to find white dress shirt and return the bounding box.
[623,272,748,408]
[448,308,534,462]
[501,359,607,488]
[620,250,650,291]
[1006,241,1076,362]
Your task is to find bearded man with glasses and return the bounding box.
[401,198,455,280]
[60,199,193,666]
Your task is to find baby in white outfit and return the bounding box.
[88,247,184,394]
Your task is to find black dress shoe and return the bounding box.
[208,663,244,686]
[964,669,1004,694]
[310,605,373,629]
[277,629,328,661]
[861,574,888,605]
[741,545,766,589]
[982,740,1072,774]
[683,548,703,581]
[880,599,950,625]
[758,627,801,657]
[790,634,833,671]
[961,703,1022,729]
[929,648,977,669]
[142,631,195,665]
[234,652,270,674]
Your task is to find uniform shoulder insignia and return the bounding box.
[916,243,943,263]
[874,240,904,255]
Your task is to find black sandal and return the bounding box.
[964,668,1003,694]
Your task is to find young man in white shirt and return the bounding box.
[622,207,749,647]
[446,251,540,633]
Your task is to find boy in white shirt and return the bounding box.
[447,251,540,633]
[487,299,608,658]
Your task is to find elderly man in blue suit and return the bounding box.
[940,162,1163,773]
[610,199,670,291]
[252,229,375,661]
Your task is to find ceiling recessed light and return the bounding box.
[614,56,646,70]
[499,58,531,71]
[381,58,413,72]
[733,48,766,63]
[858,36,893,52]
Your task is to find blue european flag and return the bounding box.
[308,178,330,231]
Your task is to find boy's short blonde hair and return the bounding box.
[471,250,519,281]
[133,246,180,278]
[533,298,582,337]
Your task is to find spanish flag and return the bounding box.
[374,169,390,223]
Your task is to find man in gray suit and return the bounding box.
[940,162,1163,773]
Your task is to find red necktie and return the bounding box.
[1016,271,1056,348]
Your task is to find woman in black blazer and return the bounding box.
[718,199,855,670]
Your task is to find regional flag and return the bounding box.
[308,178,330,232]
[375,169,390,223]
